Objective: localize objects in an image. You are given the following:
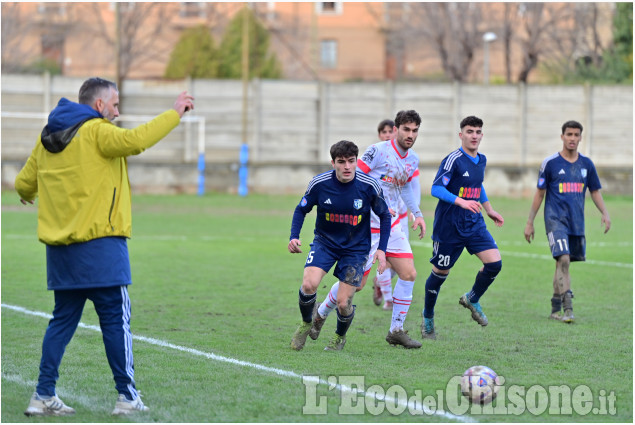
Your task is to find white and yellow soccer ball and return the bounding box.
[461,365,501,404]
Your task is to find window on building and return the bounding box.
[180,2,205,18]
[38,3,66,15]
[320,40,337,69]
[316,2,342,15]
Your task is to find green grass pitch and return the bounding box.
[1,191,632,422]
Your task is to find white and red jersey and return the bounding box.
[358,139,420,231]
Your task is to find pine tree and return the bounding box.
[164,25,219,79]
[217,8,282,79]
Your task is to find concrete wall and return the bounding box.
[2,74,632,196]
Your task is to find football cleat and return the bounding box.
[324,334,346,351]
[562,309,575,323]
[386,329,422,349]
[421,317,436,340]
[24,393,75,417]
[549,312,563,321]
[309,303,326,340]
[290,321,312,350]
[112,394,149,415]
[459,293,488,326]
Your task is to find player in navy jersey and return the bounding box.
[310,110,426,349]
[288,140,392,351]
[421,116,504,339]
[524,120,610,323]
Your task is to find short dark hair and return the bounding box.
[330,140,358,160]
[78,77,118,105]
[394,110,421,128]
[460,116,483,130]
[561,120,583,134]
[377,119,395,133]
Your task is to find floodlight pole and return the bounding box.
[483,32,497,85]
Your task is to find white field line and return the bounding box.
[4,234,632,268]
[1,303,472,423]
[1,373,113,415]
[4,233,632,248]
[409,241,633,269]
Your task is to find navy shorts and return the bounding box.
[548,231,586,262]
[305,240,366,287]
[429,228,498,270]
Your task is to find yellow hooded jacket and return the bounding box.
[15,108,180,245]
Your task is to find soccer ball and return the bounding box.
[461,365,501,404]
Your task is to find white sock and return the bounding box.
[317,281,339,318]
[376,268,393,301]
[390,278,415,332]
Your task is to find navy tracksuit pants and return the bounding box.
[36,285,139,401]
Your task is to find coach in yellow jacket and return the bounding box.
[16,77,194,417]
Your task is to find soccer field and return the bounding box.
[1,191,632,423]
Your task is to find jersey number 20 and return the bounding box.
[437,255,450,267]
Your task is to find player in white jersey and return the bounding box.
[310,110,426,349]
[372,119,422,311]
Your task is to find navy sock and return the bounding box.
[423,271,447,319]
[335,306,355,337]
[468,261,502,303]
[298,288,316,323]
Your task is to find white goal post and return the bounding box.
[1,111,207,195]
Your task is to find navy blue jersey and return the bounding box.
[538,152,601,236]
[431,148,488,242]
[290,170,391,253]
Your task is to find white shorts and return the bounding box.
[364,226,413,273]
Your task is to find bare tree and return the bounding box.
[1,3,30,71]
[2,3,79,73]
[501,3,516,84]
[393,3,485,82]
[515,3,583,83]
[72,3,177,92]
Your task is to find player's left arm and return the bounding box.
[373,249,387,275]
[371,188,392,252]
[400,180,425,239]
[589,190,611,233]
[481,200,504,227]
[15,145,39,203]
[408,172,422,222]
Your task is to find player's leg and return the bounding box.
[385,254,421,349]
[90,285,148,413]
[368,230,385,306]
[374,266,394,309]
[323,253,365,351]
[291,242,331,350]
[560,235,585,323]
[421,240,460,339]
[310,280,339,340]
[324,282,356,351]
[460,230,502,327]
[312,265,371,340]
[375,206,408,309]
[291,266,326,350]
[27,290,86,416]
[548,231,579,323]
